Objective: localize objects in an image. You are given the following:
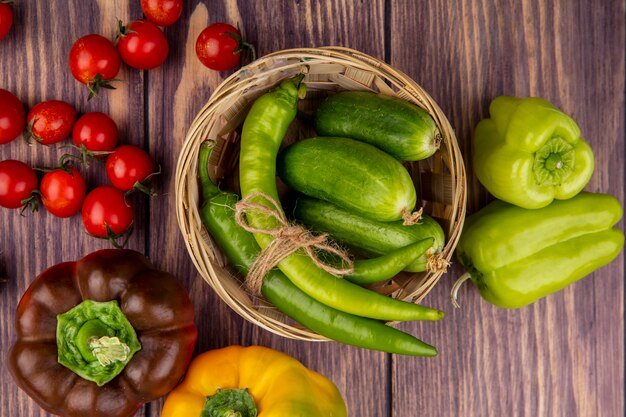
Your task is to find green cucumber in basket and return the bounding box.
[277,136,417,223]
[313,90,442,161]
[293,196,446,272]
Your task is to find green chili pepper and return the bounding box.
[238,74,444,322]
[474,96,595,209]
[198,142,439,356]
[345,238,434,285]
[452,192,624,309]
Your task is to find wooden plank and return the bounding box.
[0,1,146,416]
[389,1,625,416]
[146,1,390,416]
[3,1,622,417]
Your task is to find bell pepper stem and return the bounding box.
[89,336,131,366]
[450,272,472,309]
[533,136,575,186]
[56,300,141,386]
[201,388,257,417]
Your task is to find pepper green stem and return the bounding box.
[544,153,563,171]
[201,388,257,417]
[199,141,220,201]
[450,272,472,309]
[57,300,141,386]
[533,136,575,185]
[75,319,113,362]
[89,336,131,366]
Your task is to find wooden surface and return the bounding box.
[0,1,624,416]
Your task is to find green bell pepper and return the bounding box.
[474,96,595,209]
[452,192,624,308]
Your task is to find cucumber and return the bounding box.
[277,137,417,222]
[313,91,441,161]
[293,196,446,272]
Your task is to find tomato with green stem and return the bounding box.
[105,145,158,194]
[27,100,77,145]
[140,0,183,27]
[0,1,13,40]
[0,88,25,144]
[82,186,134,247]
[116,20,169,70]
[40,167,86,218]
[195,22,256,71]
[69,34,121,99]
[72,112,119,155]
[0,160,38,211]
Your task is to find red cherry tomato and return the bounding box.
[69,34,121,98]
[0,89,25,144]
[40,167,86,218]
[0,160,38,209]
[105,145,157,191]
[82,186,134,237]
[140,0,183,27]
[0,1,13,40]
[116,20,169,70]
[195,23,251,71]
[27,100,77,145]
[72,112,119,154]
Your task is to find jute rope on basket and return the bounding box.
[175,46,467,340]
[234,192,354,294]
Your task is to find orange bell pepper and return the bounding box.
[161,345,347,417]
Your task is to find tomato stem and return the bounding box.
[124,165,161,198]
[33,152,83,174]
[84,224,133,249]
[106,223,133,249]
[225,25,257,63]
[87,74,120,100]
[19,191,40,216]
[115,19,137,40]
[24,118,43,144]
[63,144,113,167]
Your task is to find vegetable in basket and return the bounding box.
[451,192,624,309]
[293,195,446,273]
[198,141,440,355]
[473,96,595,209]
[161,345,347,417]
[238,73,443,322]
[344,238,434,284]
[277,136,417,223]
[313,90,441,161]
[8,249,198,417]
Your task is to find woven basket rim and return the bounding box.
[175,46,467,341]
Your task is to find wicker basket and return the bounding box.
[175,47,467,341]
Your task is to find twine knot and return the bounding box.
[234,192,354,295]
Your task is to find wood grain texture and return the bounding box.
[389,1,625,416]
[145,1,388,417]
[0,1,147,416]
[0,1,624,417]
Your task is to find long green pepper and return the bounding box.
[345,238,434,285]
[198,142,439,356]
[238,74,443,322]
